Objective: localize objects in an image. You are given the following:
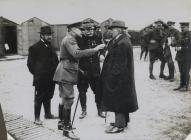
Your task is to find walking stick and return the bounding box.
[72,93,80,126]
[105,111,107,123]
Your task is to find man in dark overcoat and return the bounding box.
[174,22,191,91]
[99,20,138,133]
[77,21,105,119]
[27,26,59,125]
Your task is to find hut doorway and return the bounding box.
[4,25,17,54]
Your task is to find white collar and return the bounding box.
[41,39,48,47]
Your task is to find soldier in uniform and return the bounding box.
[77,21,105,119]
[174,22,191,91]
[53,22,105,139]
[144,20,167,80]
[27,26,59,125]
[140,25,154,61]
[163,21,180,82]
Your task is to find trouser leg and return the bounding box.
[34,88,43,119]
[43,99,51,117]
[160,61,166,76]
[115,112,126,128]
[79,92,87,111]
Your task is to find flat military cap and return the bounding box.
[67,22,82,29]
[167,21,175,25]
[180,22,190,27]
[154,20,163,24]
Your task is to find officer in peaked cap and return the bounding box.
[174,22,191,91]
[53,21,105,139]
[76,20,106,119]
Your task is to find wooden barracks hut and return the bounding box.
[17,17,50,55]
[0,17,18,57]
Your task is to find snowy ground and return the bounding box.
[0,48,191,140]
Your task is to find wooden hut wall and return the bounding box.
[17,18,49,55]
[0,20,5,57]
[51,24,68,51]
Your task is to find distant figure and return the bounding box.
[53,22,105,139]
[27,26,59,125]
[144,20,167,80]
[163,21,180,82]
[99,20,138,133]
[174,22,191,92]
[139,25,153,61]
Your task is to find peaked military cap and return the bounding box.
[67,22,82,29]
[180,22,190,27]
[167,21,175,25]
[154,20,163,24]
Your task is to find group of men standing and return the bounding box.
[140,20,191,92]
[27,19,138,139]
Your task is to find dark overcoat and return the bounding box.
[27,40,59,88]
[99,34,138,115]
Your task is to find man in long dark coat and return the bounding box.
[99,20,138,133]
[27,26,59,125]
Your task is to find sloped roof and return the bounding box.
[0,16,18,26]
[21,17,50,25]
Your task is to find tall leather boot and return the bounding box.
[34,101,42,125]
[169,63,175,82]
[159,61,167,79]
[149,62,155,80]
[63,108,79,140]
[58,104,64,130]
[43,100,55,119]
[79,92,87,119]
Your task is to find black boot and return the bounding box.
[149,63,156,80]
[34,101,42,125]
[43,100,56,119]
[58,104,64,130]
[79,92,87,119]
[173,85,183,91]
[97,106,105,118]
[79,108,87,119]
[159,61,167,79]
[63,108,79,140]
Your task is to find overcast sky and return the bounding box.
[0,0,191,30]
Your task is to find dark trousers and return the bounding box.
[149,49,166,76]
[34,84,55,118]
[115,113,129,128]
[77,72,100,110]
[177,60,191,88]
[164,45,175,78]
